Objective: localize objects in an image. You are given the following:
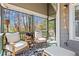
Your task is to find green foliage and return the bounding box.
[49,20,55,30]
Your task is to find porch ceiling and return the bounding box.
[10,3,55,16]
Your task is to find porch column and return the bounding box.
[56,3,60,47]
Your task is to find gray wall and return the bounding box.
[60,4,69,48]
[60,4,79,55]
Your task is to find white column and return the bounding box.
[69,4,76,41]
[56,3,60,47]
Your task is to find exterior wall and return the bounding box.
[68,4,79,55]
[60,4,79,55]
[60,4,69,48]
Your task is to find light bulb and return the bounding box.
[64,25,67,29]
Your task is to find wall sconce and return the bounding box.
[64,4,68,9]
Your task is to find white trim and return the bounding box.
[69,4,79,41]
[1,3,48,18]
[56,3,60,47]
[75,20,79,22]
[69,4,75,40]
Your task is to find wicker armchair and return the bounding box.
[5,32,29,56]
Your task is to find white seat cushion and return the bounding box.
[14,41,27,48]
[6,32,20,43]
[44,45,75,56]
[38,38,46,42]
[5,41,28,52]
[38,38,46,40]
[35,38,46,43]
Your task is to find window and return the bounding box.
[23,14,29,32]
[3,9,19,32]
[2,9,30,33]
[9,10,18,32]
[3,9,10,32]
[13,11,19,32]
[34,16,47,38]
[28,15,33,32]
[0,6,1,33]
[19,13,26,32]
[75,6,79,37]
[48,19,56,41]
[1,9,33,40]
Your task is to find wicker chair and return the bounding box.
[5,32,29,56]
[34,31,47,48]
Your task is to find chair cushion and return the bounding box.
[14,41,27,48]
[5,41,28,52]
[38,38,46,41]
[6,32,20,43]
[35,38,46,43]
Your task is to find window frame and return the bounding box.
[74,5,79,39]
[69,4,79,41]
